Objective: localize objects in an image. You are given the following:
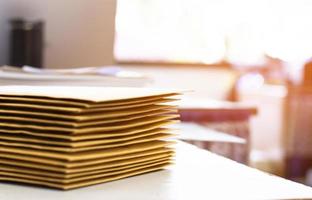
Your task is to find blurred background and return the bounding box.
[1,0,312,186]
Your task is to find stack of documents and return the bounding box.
[0,66,152,87]
[0,86,180,190]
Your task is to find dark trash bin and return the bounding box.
[9,18,44,68]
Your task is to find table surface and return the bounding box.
[1,142,312,200]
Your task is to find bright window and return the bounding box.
[115,0,312,65]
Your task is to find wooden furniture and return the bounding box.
[284,86,312,183]
[1,142,311,200]
[179,98,257,164]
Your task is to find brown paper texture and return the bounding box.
[0,104,176,122]
[0,151,174,174]
[0,157,171,180]
[1,161,171,184]
[0,86,181,190]
[0,115,179,134]
[0,147,173,168]
[0,98,176,114]
[0,128,173,147]
[0,163,169,190]
[0,86,181,102]
[0,108,177,128]
[0,133,175,152]
[0,140,175,161]
[0,120,177,141]
[0,94,177,108]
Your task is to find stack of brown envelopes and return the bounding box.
[0,86,180,190]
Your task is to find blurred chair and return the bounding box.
[284,60,312,185]
[179,98,257,164]
[284,85,312,184]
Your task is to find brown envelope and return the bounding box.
[0,163,169,190]
[0,133,175,152]
[0,115,179,134]
[0,94,177,108]
[0,151,174,175]
[1,161,172,184]
[0,86,181,190]
[0,128,173,147]
[0,120,177,140]
[0,86,181,103]
[0,147,174,169]
[0,104,176,121]
[0,156,172,180]
[0,108,177,128]
[0,140,175,161]
[0,98,176,114]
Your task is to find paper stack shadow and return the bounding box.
[0,86,181,190]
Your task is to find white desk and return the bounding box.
[1,142,312,200]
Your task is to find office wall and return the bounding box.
[0,0,116,68]
[0,0,10,65]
